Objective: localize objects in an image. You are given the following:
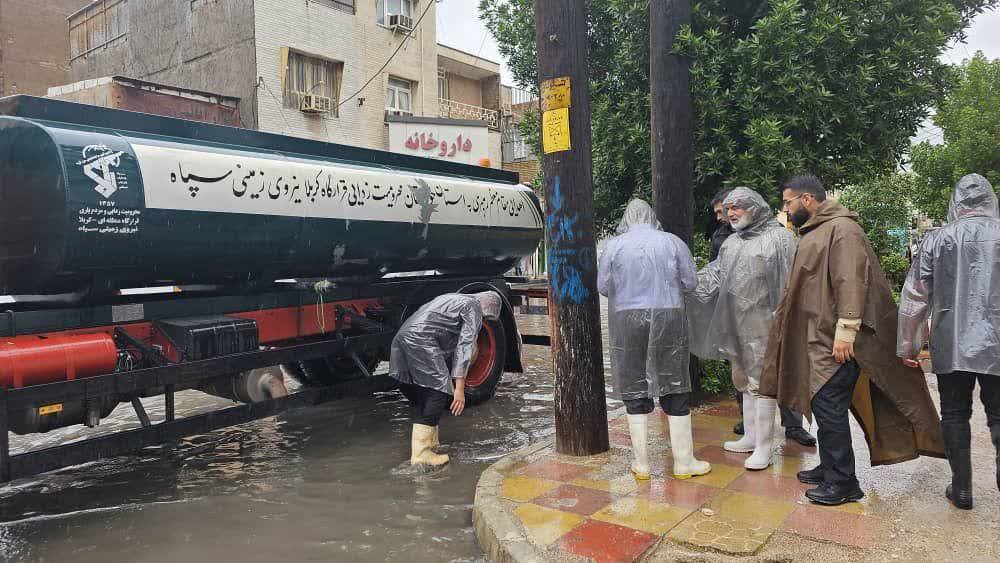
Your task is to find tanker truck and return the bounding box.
[0,95,544,482]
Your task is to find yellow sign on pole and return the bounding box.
[542,107,572,154]
[540,77,571,111]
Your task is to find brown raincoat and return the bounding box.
[760,200,945,466]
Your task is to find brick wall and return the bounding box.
[0,0,83,96]
[254,0,438,150]
[503,159,540,185]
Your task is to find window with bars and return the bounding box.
[281,50,343,117]
[69,0,128,59]
[310,0,355,14]
[386,77,413,114]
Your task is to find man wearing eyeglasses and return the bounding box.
[760,173,944,506]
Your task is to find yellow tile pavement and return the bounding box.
[667,511,774,555]
[705,491,798,528]
[685,463,745,488]
[502,476,561,503]
[591,498,695,535]
[513,503,586,545]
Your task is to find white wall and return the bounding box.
[254,0,438,149]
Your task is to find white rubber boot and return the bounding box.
[724,392,757,452]
[669,415,712,479]
[627,414,651,480]
[411,424,449,466]
[745,396,777,470]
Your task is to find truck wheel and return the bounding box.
[464,320,507,405]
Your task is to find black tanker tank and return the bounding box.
[0,96,543,295]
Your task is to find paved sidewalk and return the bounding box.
[474,396,1000,562]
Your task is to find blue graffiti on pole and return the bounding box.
[546,176,591,304]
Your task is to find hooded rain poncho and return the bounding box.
[598,199,696,400]
[389,292,500,395]
[898,173,1000,376]
[689,187,797,392]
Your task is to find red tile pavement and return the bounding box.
[522,460,594,482]
[558,519,660,562]
[700,402,742,417]
[728,471,811,503]
[781,505,882,549]
[534,484,616,516]
[610,430,632,447]
[691,426,732,444]
[695,445,752,467]
[639,477,722,508]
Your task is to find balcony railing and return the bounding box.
[439,98,499,129]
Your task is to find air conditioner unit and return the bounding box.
[300,94,332,114]
[388,14,413,31]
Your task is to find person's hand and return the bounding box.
[832,340,855,364]
[902,358,921,369]
[451,378,466,416]
[451,389,466,416]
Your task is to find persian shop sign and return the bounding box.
[388,121,490,165]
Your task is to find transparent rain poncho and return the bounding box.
[898,173,1000,376]
[388,292,501,394]
[598,199,697,400]
[689,187,797,392]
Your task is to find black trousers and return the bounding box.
[937,371,1000,449]
[399,384,450,426]
[624,393,691,416]
[811,360,861,486]
[736,392,805,430]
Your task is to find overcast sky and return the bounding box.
[437,2,999,90]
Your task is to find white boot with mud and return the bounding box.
[724,392,757,452]
[745,396,777,470]
[411,424,449,466]
[627,414,651,480]
[430,426,441,451]
[669,415,711,479]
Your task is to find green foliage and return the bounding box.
[879,252,911,292]
[910,52,1000,221]
[838,174,915,257]
[700,359,735,396]
[479,0,996,232]
[692,234,712,270]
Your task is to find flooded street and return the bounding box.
[0,313,620,562]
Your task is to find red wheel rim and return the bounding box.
[464,323,497,388]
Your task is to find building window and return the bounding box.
[69,0,128,59]
[386,77,413,115]
[310,0,355,13]
[437,70,448,100]
[376,0,414,25]
[282,50,343,117]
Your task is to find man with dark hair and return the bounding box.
[761,173,945,506]
[710,189,734,261]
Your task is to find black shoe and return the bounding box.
[805,482,864,506]
[796,466,825,485]
[991,426,1000,493]
[946,484,973,510]
[733,421,744,435]
[785,427,817,447]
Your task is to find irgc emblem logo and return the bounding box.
[77,144,127,198]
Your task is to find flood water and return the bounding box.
[0,312,621,562]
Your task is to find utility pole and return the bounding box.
[650,0,693,245]
[534,0,609,456]
[650,0,701,403]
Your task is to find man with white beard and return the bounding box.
[690,187,797,470]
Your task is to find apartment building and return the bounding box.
[65,0,505,166]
